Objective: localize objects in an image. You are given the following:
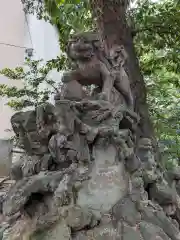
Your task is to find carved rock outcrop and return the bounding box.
[1,32,180,240]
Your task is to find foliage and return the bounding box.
[21,0,93,51]
[49,0,93,51]
[0,56,67,110]
[132,0,180,162]
[21,0,45,19]
[0,0,179,163]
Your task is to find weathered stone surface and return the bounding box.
[125,154,141,173]
[75,223,121,240]
[149,183,177,205]
[139,221,170,240]
[123,224,142,240]
[3,168,74,216]
[167,167,180,181]
[72,222,143,240]
[112,197,141,226]
[65,205,93,231]
[77,143,128,218]
[11,110,48,156]
[0,139,13,177]
[176,183,180,196]
[10,154,49,180]
[60,80,87,101]
[141,205,180,240]
[2,31,180,240]
[32,221,71,240]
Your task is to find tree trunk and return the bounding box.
[90,0,156,146]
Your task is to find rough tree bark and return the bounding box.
[90,0,157,148]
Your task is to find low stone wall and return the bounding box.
[0,139,13,176]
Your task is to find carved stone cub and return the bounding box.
[62,32,133,109]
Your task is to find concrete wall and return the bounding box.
[0,1,61,175]
[24,14,62,104]
[0,0,25,139]
[0,0,25,175]
[0,139,13,176]
[25,14,61,61]
[0,1,61,140]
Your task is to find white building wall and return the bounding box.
[0,2,61,175]
[25,14,61,61]
[0,0,25,140]
[24,14,62,104]
[0,8,61,140]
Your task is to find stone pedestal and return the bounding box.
[77,142,128,218]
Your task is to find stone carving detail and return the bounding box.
[61,32,134,109]
[1,32,180,240]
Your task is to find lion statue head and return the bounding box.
[66,32,104,61]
